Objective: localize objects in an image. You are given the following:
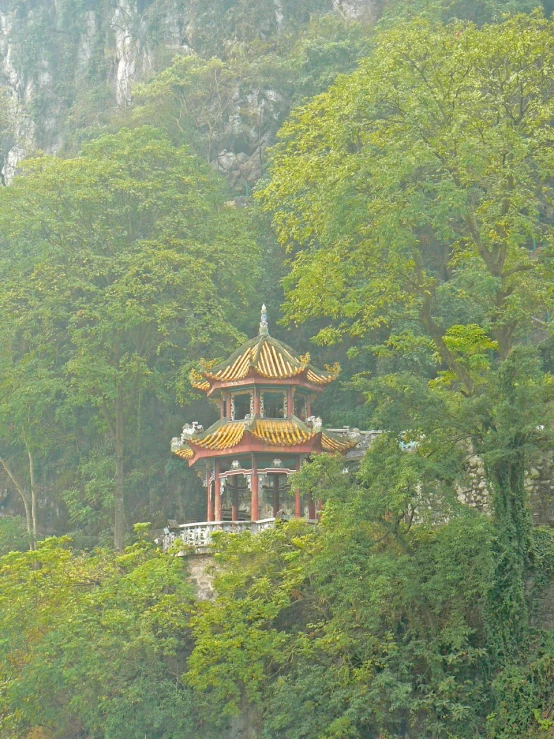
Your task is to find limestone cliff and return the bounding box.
[0,0,378,181]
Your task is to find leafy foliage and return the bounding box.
[0,5,553,739]
[187,455,497,738]
[0,125,259,547]
[0,528,208,739]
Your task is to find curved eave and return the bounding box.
[191,378,211,392]
[173,446,194,460]
[321,433,358,454]
[202,370,335,397]
[173,431,355,468]
[186,434,322,467]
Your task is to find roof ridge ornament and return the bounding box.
[259,303,269,336]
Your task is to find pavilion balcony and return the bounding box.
[160,517,317,554]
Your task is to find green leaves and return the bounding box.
[0,535,201,739]
[185,451,497,738]
[260,13,554,370]
[0,125,259,547]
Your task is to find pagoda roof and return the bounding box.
[172,416,356,463]
[191,306,339,394]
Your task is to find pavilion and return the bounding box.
[168,306,357,549]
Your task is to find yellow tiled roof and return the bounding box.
[192,421,246,451]
[194,334,339,390]
[206,336,306,382]
[172,419,357,460]
[251,418,314,446]
[255,341,305,379]
[174,446,194,459]
[173,417,318,457]
[190,370,211,391]
[321,433,357,453]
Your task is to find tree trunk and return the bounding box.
[485,448,531,662]
[0,456,34,550]
[27,446,38,545]
[114,383,125,550]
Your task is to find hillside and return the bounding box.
[0,2,553,738]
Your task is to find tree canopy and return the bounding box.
[0,125,259,548]
[0,5,553,739]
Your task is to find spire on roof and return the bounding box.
[259,304,269,336]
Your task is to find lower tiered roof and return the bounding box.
[172,416,356,463]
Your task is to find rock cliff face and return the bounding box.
[333,0,380,19]
[0,0,378,181]
[0,0,186,177]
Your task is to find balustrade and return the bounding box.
[160,517,317,553]
[162,518,277,553]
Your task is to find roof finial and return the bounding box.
[259,304,269,336]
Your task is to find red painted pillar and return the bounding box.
[272,474,280,516]
[207,482,214,522]
[215,459,222,522]
[306,395,312,418]
[295,457,302,518]
[308,496,316,520]
[287,387,293,418]
[232,476,239,522]
[253,387,260,416]
[251,456,259,521]
[223,391,229,419]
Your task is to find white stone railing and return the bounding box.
[161,518,276,553]
[160,517,317,554]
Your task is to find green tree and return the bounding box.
[187,453,500,738]
[0,321,65,548]
[0,528,206,739]
[0,126,259,548]
[260,13,554,660]
[382,0,541,25]
[0,515,30,554]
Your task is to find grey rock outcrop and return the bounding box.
[0,0,379,184]
[0,0,190,179]
[333,0,380,20]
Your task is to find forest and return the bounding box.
[0,0,554,737]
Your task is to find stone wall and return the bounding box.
[187,553,217,600]
[458,452,554,527]
[527,456,554,527]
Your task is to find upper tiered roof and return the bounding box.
[191,305,339,395]
[171,306,355,466]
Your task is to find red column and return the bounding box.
[308,496,316,520]
[272,474,280,516]
[306,395,312,418]
[232,476,239,522]
[207,483,214,522]
[251,456,259,521]
[295,457,302,518]
[287,387,293,418]
[253,387,260,416]
[215,459,222,522]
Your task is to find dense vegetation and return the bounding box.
[0,1,553,737]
